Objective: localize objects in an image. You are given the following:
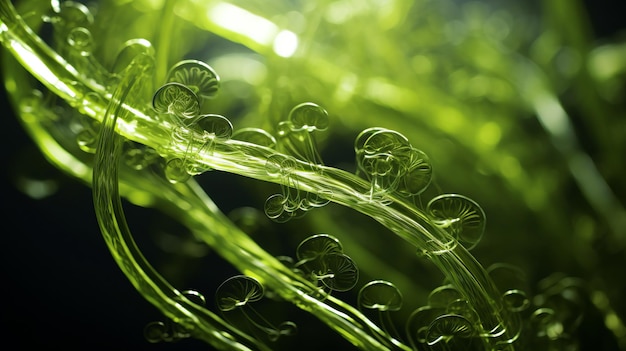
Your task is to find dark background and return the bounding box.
[1,1,623,350]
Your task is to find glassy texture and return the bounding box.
[1,0,624,350]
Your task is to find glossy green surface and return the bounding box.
[1,0,624,350]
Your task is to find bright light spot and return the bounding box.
[10,40,76,100]
[589,44,626,80]
[273,30,298,58]
[534,94,571,140]
[207,3,278,47]
[211,54,267,85]
[478,122,501,147]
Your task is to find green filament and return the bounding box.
[2,0,624,350]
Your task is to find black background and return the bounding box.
[1,1,623,350]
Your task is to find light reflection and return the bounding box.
[273,30,298,58]
[207,2,278,47]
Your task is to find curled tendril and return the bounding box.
[355,128,417,201]
[216,275,297,342]
[263,154,304,222]
[288,235,359,295]
[164,113,233,181]
[216,275,265,312]
[152,82,200,119]
[358,280,404,345]
[111,39,155,75]
[166,59,220,100]
[358,280,403,312]
[406,306,447,347]
[287,102,329,132]
[397,147,433,197]
[488,263,531,313]
[2,4,536,349]
[426,314,475,345]
[295,234,344,266]
[143,290,206,343]
[47,1,93,36]
[426,194,486,250]
[277,102,328,167]
[428,285,464,308]
[314,253,359,292]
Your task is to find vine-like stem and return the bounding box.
[91,50,272,351]
[1,1,516,349]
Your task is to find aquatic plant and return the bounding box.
[1,0,625,350]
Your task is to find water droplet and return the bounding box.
[67,27,93,56]
[164,158,191,183]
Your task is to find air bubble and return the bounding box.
[67,27,93,56]
[164,158,191,183]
